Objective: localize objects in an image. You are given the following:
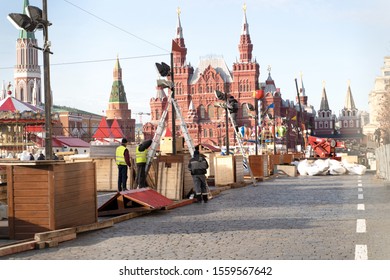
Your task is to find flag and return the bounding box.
[291,116,297,121]
[267,103,274,109]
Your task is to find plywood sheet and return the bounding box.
[214,155,235,186]
[157,161,184,200]
[249,155,269,177]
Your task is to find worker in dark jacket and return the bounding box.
[227,95,239,132]
[188,148,209,203]
[135,139,152,188]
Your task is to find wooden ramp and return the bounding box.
[97,188,173,217]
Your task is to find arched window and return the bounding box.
[176,82,182,95]
[349,120,354,127]
[242,103,249,117]
[217,107,224,119]
[155,109,160,120]
[344,120,348,127]
[207,104,214,119]
[199,105,206,119]
[209,129,213,138]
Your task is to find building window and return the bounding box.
[324,122,328,128]
[203,129,207,138]
[242,103,249,117]
[207,104,214,119]
[344,120,348,127]
[217,107,223,119]
[209,129,213,138]
[319,122,323,128]
[199,105,206,119]
[349,120,354,127]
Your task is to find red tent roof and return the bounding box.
[110,119,125,138]
[54,136,90,148]
[0,95,42,113]
[164,127,172,137]
[93,117,113,139]
[34,135,90,148]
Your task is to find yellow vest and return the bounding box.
[135,146,148,164]
[116,145,127,165]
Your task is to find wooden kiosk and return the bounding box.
[2,161,97,240]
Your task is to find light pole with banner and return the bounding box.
[8,0,53,160]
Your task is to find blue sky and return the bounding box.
[1,0,389,122]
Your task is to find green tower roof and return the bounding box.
[19,0,36,40]
[109,57,128,103]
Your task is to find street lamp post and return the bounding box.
[42,0,52,160]
[8,0,53,160]
[225,93,229,156]
[214,90,229,155]
[155,58,176,155]
[170,53,176,155]
[254,97,258,155]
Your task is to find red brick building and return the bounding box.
[143,7,315,152]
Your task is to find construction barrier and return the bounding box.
[376,144,390,182]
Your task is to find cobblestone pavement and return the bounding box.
[2,172,390,260]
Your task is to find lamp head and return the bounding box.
[246,103,255,111]
[155,62,171,77]
[7,13,37,32]
[157,79,174,89]
[25,6,43,22]
[214,90,226,101]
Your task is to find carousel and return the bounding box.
[0,90,46,158]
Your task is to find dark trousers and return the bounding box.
[117,165,128,192]
[136,163,146,188]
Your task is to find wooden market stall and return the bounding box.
[2,161,97,240]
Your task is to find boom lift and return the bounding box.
[306,136,344,159]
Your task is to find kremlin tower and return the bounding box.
[13,0,42,106]
[105,58,135,142]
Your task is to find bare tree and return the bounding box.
[377,83,390,145]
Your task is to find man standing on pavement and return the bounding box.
[188,146,209,203]
[116,138,131,192]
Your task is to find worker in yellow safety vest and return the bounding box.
[116,138,131,192]
[135,139,152,188]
